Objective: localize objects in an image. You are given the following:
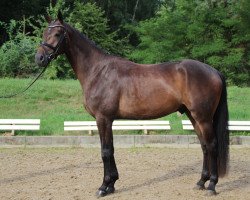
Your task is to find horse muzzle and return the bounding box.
[35,53,50,67]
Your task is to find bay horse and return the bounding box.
[35,12,229,197]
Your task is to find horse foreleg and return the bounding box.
[96,116,119,197]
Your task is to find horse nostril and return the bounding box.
[35,53,47,66]
[40,55,44,62]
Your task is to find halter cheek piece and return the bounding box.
[40,25,67,61]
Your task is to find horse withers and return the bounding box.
[35,11,229,197]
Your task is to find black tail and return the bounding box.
[213,73,229,177]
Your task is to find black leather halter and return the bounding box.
[40,24,67,61]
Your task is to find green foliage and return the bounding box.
[68,1,126,55]
[46,0,69,19]
[0,0,249,85]
[0,19,40,78]
[93,0,162,46]
[129,0,250,86]
[0,1,129,79]
[129,6,189,63]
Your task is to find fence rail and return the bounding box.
[64,120,171,135]
[0,119,40,135]
[182,120,250,131]
[0,119,249,136]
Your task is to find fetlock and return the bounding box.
[102,173,119,188]
[97,174,117,198]
[206,182,217,196]
[207,175,218,195]
[196,172,210,189]
[110,172,119,182]
[196,180,206,189]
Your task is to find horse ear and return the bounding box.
[57,11,63,24]
[45,15,52,23]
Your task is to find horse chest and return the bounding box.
[83,95,96,117]
[83,90,109,117]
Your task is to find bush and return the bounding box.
[129,0,250,86]
[0,1,129,79]
[0,20,40,78]
[68,1,128,56]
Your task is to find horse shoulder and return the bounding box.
[83,60,123,117]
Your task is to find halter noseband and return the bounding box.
[40,24,67,61]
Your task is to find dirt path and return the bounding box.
[0,147,249,200]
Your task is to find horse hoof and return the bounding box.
[193,185,205,190]
[96,190,106,198]
[206,190,217,196]
[96,187,115,198]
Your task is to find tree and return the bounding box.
[0,0,50,45]
[0,18,40,77]
[0,0,249,85]
[129,0,250,85]
[68,1,126,55]
[129,1,190,63]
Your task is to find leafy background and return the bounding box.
[0,0,249,85]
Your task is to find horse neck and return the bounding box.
[64,25,108,86]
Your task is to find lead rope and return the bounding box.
[0,65,48,98]
[0,24,66,99]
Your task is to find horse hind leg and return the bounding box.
[195,120,218,195]
[186,111,210,190]
[196,143,210,190]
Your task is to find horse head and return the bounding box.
[35,11,67,67]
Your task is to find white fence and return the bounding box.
[64,120,171,135]
[0,119,249,136]
[0,119,40,135]
[182,120,250,131]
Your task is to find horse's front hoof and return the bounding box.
[96,190,106,198]
[193,184,205,190]
[96,187,115,198]
[206,190,217,196]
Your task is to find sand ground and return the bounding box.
[0,146,249,200]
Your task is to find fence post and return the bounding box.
[11,123,15,136]
[88,130,93,136]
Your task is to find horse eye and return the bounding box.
[55,33,60,37]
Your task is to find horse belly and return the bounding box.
[118,86,180,119]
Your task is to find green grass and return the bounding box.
[0,78,249,135]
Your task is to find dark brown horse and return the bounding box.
[35,12,229,197]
